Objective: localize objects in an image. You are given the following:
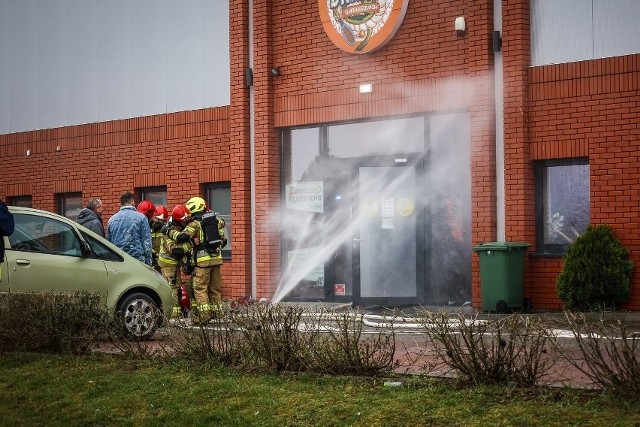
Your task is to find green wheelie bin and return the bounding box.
[473,242,530,313]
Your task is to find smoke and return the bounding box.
[272,75,485,305]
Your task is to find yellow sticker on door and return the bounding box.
[396,198,414,216]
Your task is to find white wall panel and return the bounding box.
[165,0,203,112]
[37,0,69,130]
[0,1,10,133]
[9,0,38,132]
[531,0,640,66]
[66,0,99,127]
[98,0,132,121]
[531,0,593,66]
[0,0,230,134]
[594,0,640,59]
[131,0,166,117]
[203,0,230,106]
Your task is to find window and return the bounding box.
[205,183,232,259]
[81,231,123,262]
[59,193,83,221]
[138,187,167,208]
[535,159,590,255]
[8,196,32,207]
[10,213,82,256]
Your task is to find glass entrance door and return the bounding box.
[354,164,422,306]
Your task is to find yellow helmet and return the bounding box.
[185,197,206,214]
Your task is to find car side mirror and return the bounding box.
[81,241,92,257]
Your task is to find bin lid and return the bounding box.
[473,242,530,252]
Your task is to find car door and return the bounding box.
[4,212,109,294]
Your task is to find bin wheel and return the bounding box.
[496,300,508,314]
[522,298,533,312]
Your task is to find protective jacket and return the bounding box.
[158,223,192,267]
[168,215,224,267]
[76,207,105,237]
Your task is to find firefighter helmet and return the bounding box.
[172,204,191,223]
[153,205,169,223]
[185,197,206,214]
[136,200,156,218]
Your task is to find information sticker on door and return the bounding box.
[381,198,395,229]
[380,198,395,217]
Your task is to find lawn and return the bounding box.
[0,352,638,426]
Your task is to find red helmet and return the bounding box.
[153,205,169,222]
[136,200,156,218]
[172,205,191,223]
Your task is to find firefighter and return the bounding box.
[136,200,156,220]
[159,204,193,319]
[169,196,226,324]
[150,205,169,271]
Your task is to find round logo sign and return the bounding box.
[318,0,409,54]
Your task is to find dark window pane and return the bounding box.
[205,183,231,259]
[60,193,83,221]
[139,187,167,207]
[8,196,32,207]
[536,159,590,254]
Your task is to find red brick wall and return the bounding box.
[260,0,495,304]
[0,108,252,299]
[527,55,640,310]
[3,0,638,310]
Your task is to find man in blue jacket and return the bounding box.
[0,199,15,282]
[107,192,152,265]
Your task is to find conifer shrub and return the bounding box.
[556,224,633,310]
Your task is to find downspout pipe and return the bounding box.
[494,0,505,241]
[249,0,257,298]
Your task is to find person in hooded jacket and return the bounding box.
[76,198,105,237]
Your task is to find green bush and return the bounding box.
[0,291,113,354]
[556,224,633,310]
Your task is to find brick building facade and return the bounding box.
[1,0,639,310]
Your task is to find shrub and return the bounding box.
[0,291,113,355]
[418,312,555,386]
[559,311,640,398]
[168,304,398,376]
[556,224,633,310]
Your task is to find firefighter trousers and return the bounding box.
[192,264,222,307]
[160,264,182,309]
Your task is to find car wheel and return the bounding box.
[117,292,159,340]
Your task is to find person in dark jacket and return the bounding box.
[76,198,105,237]
[0,199,15,282]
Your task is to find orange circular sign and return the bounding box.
[318,0,409,54]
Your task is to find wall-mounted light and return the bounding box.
[270,67,281,77]
[359,83,373,94]
[26,149,31,157]
[56,145,61,152]
[455,16,466,36]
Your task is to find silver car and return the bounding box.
[1,207,172,340]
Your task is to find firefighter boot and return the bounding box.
[191,304,213,325]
